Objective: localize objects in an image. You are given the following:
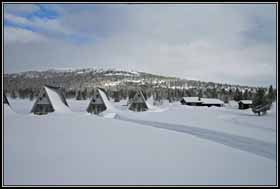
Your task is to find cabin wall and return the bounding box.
[129,102,148,112]
[90,94,104,105]
[87,91,107,114]
[238,103,252,110]
[87,104,107,114]
[36,96,50,105]
[201,103,223,107]
[32,92,55,115]
[32,104,54,115]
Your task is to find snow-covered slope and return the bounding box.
[6,98,35,114]
[118,102,276,144]
[98,89,119,118]
[98,89,116,112]
[3,100,276,185]
[44,86,71,113]
[4,104,15,115]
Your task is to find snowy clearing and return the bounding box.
[3,99,277,185]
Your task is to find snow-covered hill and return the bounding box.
[4,68,259,97]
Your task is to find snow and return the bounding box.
[44,86,71,113]
[4,104,15,114]
[104,81,122,87]
[145,97,169,112]
[102,112,118,119]
[67,98,91,112]
[201,98,224,105]
[239,100,253,104]
[3,99,277,185]
[6,98,35,114]
[227,100,239,109]
[104,73,134,76]
[182,97,201,103]
[97,89,119,117]
[119,102,276,144]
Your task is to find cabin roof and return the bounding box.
[44,86,69,111]
[182,97,201,103]
[239,100,253,105]
[182,97,224,104]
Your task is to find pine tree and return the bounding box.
[212,88,218,98]
[224,95,229,103]
[228,88,233,100]
[18,89,25,99]
[252,88,271,116]
[233,88,239,101]
[76,90,82,100]
[198,89,203,100]
[81,90,86,100]
[10,90,17,99]
[29,90,34,101]
[252,88,265,107]
[113,91,120,102]
[233,88,243,101]
[243,89,249,100]
[267,85,275,103]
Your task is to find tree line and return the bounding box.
[5,84,276,105]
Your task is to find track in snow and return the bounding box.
[231,117,276,132]
[116,116,276,161]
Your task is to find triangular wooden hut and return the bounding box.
[31,85,69,115]
[128,90,148,112]
[87,88,108,114]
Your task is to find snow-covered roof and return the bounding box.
[182,97,224,104]
[239,100,252,105]
[98,88,116,112]
[182,97,201,103]
[201,98,224,105]
[44,86,71,113]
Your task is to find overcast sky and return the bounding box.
[3,3,276,87]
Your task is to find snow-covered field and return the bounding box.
[4,98,277,185]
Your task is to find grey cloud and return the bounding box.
[4,4,276,87]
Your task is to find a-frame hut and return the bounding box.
[87,88,108,114]
[31,85,69,115]
[128,90,148,112]
[3,93,15,114]
[3,93,9,105]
